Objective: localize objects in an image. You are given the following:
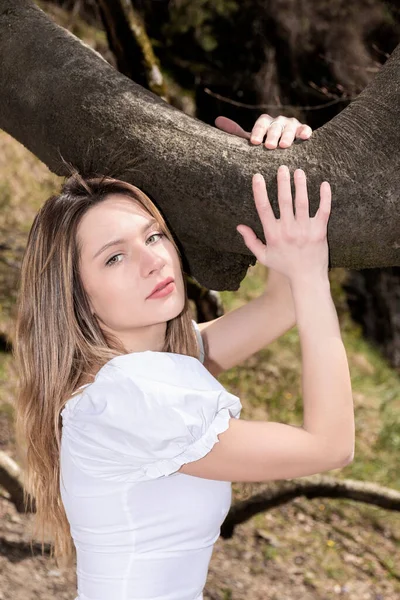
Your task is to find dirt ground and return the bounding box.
[0,483,398,600]
[0,353,399,600]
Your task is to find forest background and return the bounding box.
[0,1,399,599]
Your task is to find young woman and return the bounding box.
[13,115,354,600]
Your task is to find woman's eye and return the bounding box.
[105,254,122,267]
[146,232,165,245]
[105,233,165,267]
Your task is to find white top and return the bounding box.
[60,320,242,600]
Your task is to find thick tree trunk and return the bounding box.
[343,267,400,368]
[0,0,399,290]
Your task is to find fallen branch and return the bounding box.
[220,474,400,538]
[1,452,398,530]
[0,450,26,513]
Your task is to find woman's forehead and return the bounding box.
[77,195,156,257]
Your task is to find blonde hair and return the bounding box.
[12,171,201,569]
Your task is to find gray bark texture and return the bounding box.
[0,0,399,290]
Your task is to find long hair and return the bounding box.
[12,170,201,569]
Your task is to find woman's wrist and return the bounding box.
[289,271,330,293]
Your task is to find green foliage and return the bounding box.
[163,0,239,52]
[0,401,15,424]
[376,419,400,452]
[376,400,400,453]
[263,543,278,561]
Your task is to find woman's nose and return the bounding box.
[140,247,166,275]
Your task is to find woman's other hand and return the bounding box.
[215,114,312,149]
[236,167,331,281]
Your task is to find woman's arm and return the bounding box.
[199,114,311,377]
[180,272,354,482]
[198,283,296,378]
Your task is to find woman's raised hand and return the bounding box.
[237,166,332,282]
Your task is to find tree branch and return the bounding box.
[220,474,400,538]
[0,0,399,291]
[1,453,398,540]
[0,450,27,513]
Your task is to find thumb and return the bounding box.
[215,116,251,139]
[237,225,266,263]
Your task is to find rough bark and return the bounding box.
[0,0,399,290]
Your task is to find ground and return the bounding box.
[0,483,398,599]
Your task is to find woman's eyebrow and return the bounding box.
[92,217,158,260]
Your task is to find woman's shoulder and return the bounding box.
[104,350,209,386]
[62,348,222,419]
[60,345,242,482]
[64,319,207,408]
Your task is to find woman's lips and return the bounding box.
[147,281,175,299]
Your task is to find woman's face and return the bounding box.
[77,193,185,352]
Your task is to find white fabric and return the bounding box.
[192,319,205,365]
[60,320,242,600]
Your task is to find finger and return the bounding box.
[264,117,288,149]
[252,173,276,236]
[250,113,274,144]
[293,169,310,222]
[236,224,268,262]
[315,181,332,225]
[277,165,295,223]
[215,116,251,139]
[278,121,298,148]
[296,124,313,139]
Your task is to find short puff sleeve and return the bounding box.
[62,367,242,483]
